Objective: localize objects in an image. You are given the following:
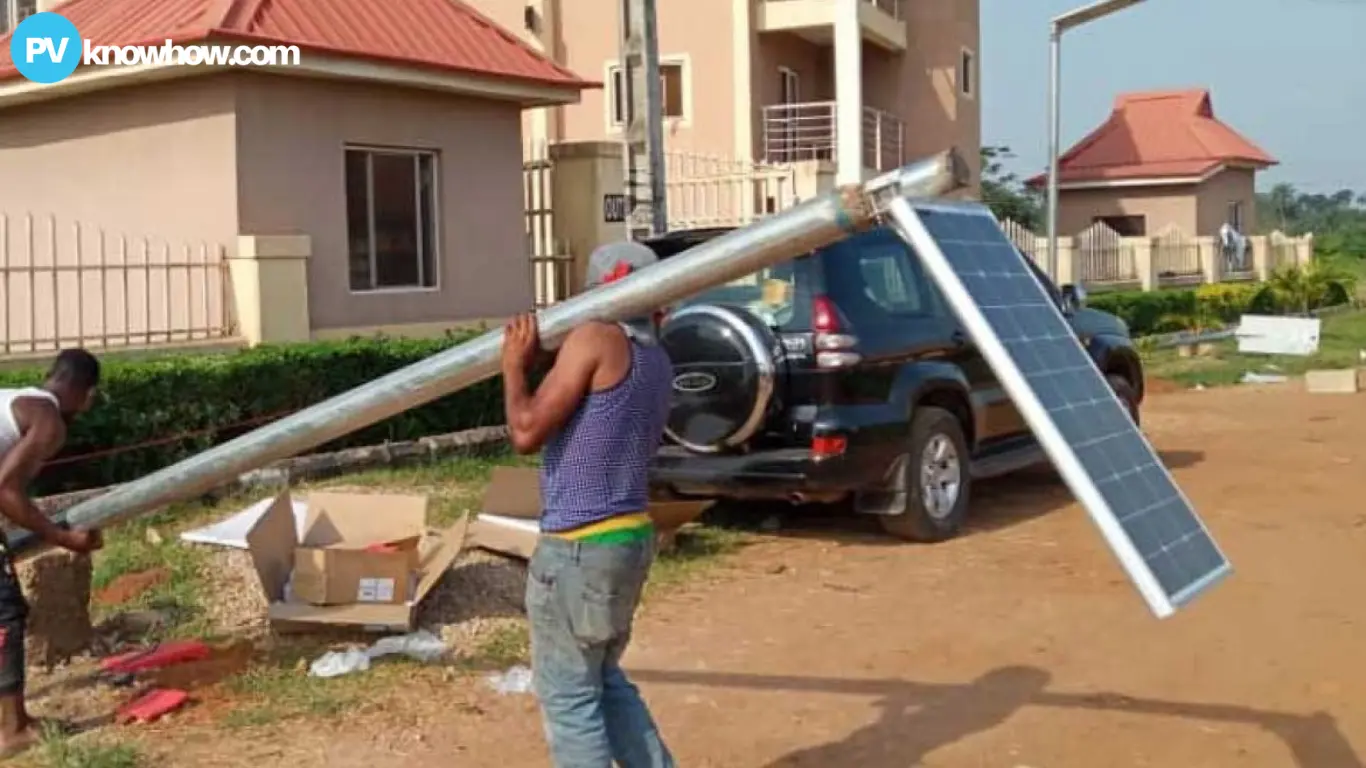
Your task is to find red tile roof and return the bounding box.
[0,0,589,89]
[1026,89,1276,187]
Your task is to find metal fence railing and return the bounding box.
[0,213,234,355]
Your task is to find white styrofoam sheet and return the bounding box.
[1236,314,1321,356]
[179,496,309,549]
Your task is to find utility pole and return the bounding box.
[619,0,667,239]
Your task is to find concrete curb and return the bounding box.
[33,425,511,516]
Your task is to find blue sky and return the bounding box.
[981,0,1366,194]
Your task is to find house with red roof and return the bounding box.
[1026,89,1276,239]
[0,0,591,340]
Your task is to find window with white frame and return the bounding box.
[959,48,975,99]
[608,60,686,127]
[344,147,439,292]
[1,0,37,36]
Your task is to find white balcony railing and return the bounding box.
[761,101,905,172]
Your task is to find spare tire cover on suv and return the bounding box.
[659,304,780,453]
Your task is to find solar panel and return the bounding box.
[884,197,1230,619]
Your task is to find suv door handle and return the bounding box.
[950,329,969,347]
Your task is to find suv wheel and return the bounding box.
[1107,373,1140,426]
[879,407,971,543]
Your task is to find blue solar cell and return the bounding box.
[886,199,1230,617]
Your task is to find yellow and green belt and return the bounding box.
[549,512,654,545]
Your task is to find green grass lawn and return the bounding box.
[1142,306,1366,387]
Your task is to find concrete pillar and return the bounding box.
[549,141,628,294]
[732,0,755,161]
[1127,237,1157,291]
[791,159,838,201]
[1055,236,1076,286]
[1195,235,1221,284]
[230,235,312,346]
[1297,234,1314,266]
[1249,235,1269,280]
[834,0,863,185]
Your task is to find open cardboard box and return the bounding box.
[245,490,468,633]
[469,466,712,559]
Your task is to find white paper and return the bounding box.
[1236,315,1321,356]
[179,496,309,549]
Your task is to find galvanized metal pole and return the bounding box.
[1046,25,1061,282]
[13,150,970,558]
[621,0,667,238]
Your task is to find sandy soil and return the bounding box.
[117,385,1366,766]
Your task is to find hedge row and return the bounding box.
[1088,282,1295,337]
[3,332,504,495]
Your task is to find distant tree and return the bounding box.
[980,146,1043,231]
[1255,182,1366,260]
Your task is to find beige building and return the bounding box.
[1027,89,1277,238]
[471,0,982,187]
[0,0,588,349]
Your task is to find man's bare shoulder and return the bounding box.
[562,321,628,355]
[11,395,62,436]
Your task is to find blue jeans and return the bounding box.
[525,535,675,768]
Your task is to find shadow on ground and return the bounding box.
[700,449,1206,545]
[632,666,1358,768]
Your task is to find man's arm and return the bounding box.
[0,402,76,548]
[503,325,607,455]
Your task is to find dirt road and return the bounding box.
[150,385,1366,767]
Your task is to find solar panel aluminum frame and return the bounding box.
[883,196,1231,619]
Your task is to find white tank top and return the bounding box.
[0,387,60,457]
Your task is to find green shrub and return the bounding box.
[3,332,503,495]
[1089,283,1278,336]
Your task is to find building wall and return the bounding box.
[865,0,981,191]
[0,77,239,245]
[232,74,533,333]
[1195,167,1257,235]
[1055,185,1198,236]
[469,0,736,155]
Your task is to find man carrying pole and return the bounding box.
[500,242,675,767]
[0,349,104,757]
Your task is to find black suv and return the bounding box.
[643,224,1145,543]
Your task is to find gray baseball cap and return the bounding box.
[585,240,659,287]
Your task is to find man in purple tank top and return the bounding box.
[501,242,675,768]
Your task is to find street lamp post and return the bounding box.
[1046,0,1146,281]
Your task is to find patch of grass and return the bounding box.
[33,728,142,768]
[647,526,750,593]
[471,623,530,668]
[1143,307,1366,388]
[89,498,226,637]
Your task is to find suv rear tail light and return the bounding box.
[811,434,847,460]
[811,295,861,369]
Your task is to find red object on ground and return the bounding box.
[363,542,399,554]
[100,640,211,675]
[116,688,189,724]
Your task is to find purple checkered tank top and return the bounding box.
[539,332,673,533]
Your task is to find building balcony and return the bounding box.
[761,101,905,173]
[756,0,906,52]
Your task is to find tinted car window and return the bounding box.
[821,229,943,324]
[673,257,813,330]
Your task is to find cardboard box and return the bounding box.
[470,467,712,558]
[245,490,468,632]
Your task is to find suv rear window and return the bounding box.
[673,258,812,329]
[821,229,942,323]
